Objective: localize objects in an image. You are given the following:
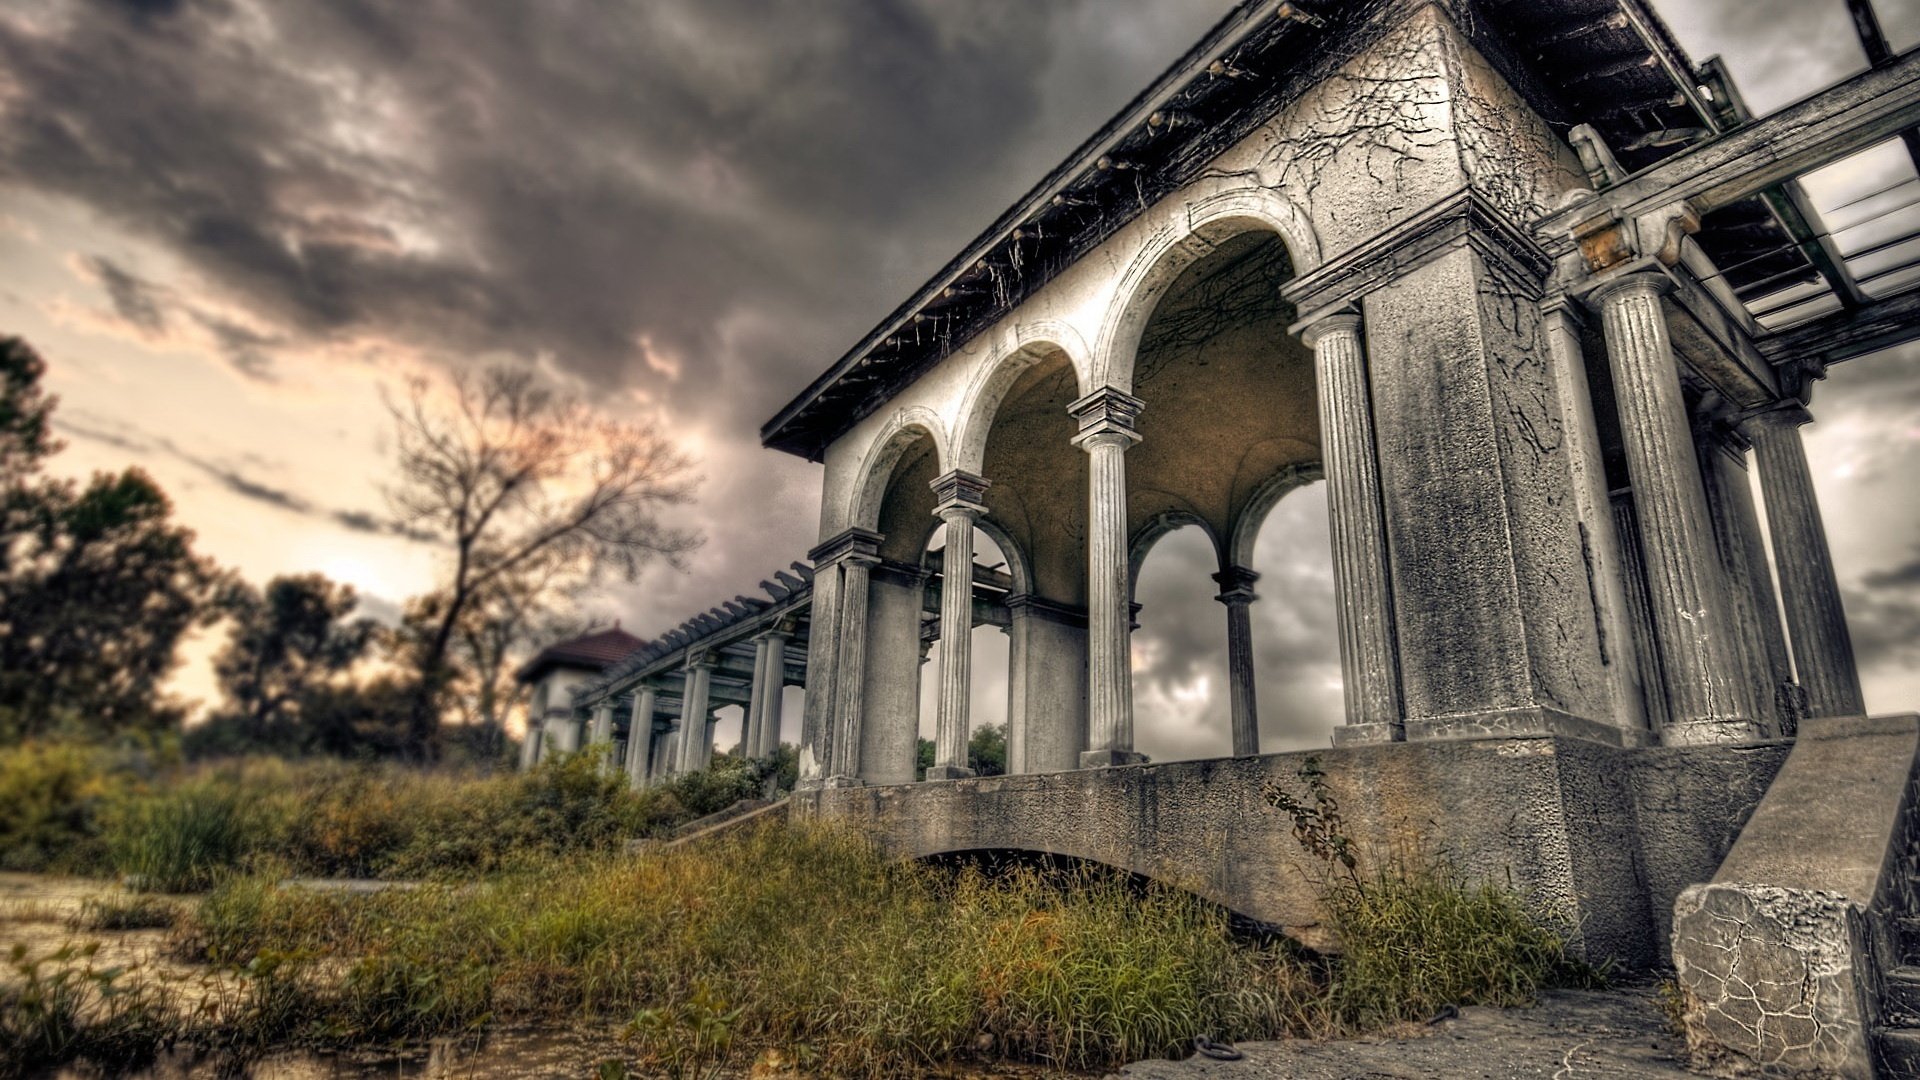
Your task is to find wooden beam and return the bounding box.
[1755,284,1920,367]
[1537,48,1920,238]
[1846,0,1920,174]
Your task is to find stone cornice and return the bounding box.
[1282,189,1552,325]
[808,527,883,568]
[1004,593,1090,629]
[929,470,991,517]
[1068,387,1145,449]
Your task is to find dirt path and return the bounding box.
[1114,989,1694,1079]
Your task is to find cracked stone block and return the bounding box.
[1672,882,1875,1078]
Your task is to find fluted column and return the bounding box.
[744,635,775,759]
[830,549,879,784]
[588,702,615,773]
[676,653,715,774]
[927,471,990,780]
[1743,403,1866,720]
[759,622,793,758]
[1300,308,1403,742]
[1071,387,1146,769]
[1213,566,1261,756]
[1594,273,1758,741]
[626,686,658,788]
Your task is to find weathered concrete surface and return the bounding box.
[797,736,1786,968]
[1671,713,1920,1078]
[1112,988,1693,1079]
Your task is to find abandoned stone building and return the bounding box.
[529,0,1920,1074]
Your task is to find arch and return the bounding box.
[951,322,1093,474]
[972,516,1035,598]
[1128,509,1223,596]
[846,406,951,534]
[1093,179,1320,393]
[1227,462,1326,570]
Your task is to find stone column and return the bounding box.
[830,546,880,784]
[759,623,792,758]
[676,653,715,774]
[1213,566,1261,756]
[1300,308,1403,743]
[1543,299,1649,735]
[800,529,877,787]
[626,686,658,788]
[1743,404,1866,720]
[588,702,615,773]
[1698,420,1796,731]
[744,635,775,760]
[1593,274,1757,741]
[1071,387,1147,769]
[927,471,990,780]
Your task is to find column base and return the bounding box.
[1332,721,1405,746]
[820,774,868,789]
[1079,749,1148,769]
[923,765,976,781]
[1659,716,1770,747]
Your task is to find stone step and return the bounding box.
[1885,967,1920,1027]
[1877,1027,1920,1077]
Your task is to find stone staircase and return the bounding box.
[1876,910,1920,1073]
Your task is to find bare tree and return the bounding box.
[387,365,698,757]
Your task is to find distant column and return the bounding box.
[1594,273,1758,742]
[1743,403,1866,720]
[1214,566,1261,757]
[626,686,658,788]
[1072,387,1146,769]
[744,635,775,759]
[927,471,990,780]
[1300,307,1403,742]
[676,653,715,774]
[588,702,615,773]
[759,621,793,758]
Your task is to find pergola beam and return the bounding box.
[1536,48,1920,238]
[1755,283,1920,367]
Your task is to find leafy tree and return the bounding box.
[212,573,377,740]
[385,365,699,758]
[0,340,228,740]
[968,723,1007,777]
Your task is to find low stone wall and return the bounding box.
[1671,713,1920,1079]
[793,735,1786,968]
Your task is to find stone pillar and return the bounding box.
[1743,404,1866,720]
[830,545,880,785]
[626,686,657,788]
[588,702,615,773]
[800,529,878,787]
[1213,566,1261,757]
[1300,308,1403,743]
[1004,595,1089,774]
[927,471,990,780]
[1071,387,1146,769]
[760,623,792,758]
[676,653,715,774]
[653,725,679,783]
[1698,420,1796,732]
[1543,299,1649,735]
[1593,273,1757,741]
[744,635,775,760]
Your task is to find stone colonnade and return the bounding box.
[794,243,1863,789]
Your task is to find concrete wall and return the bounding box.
[796,735,1786,968]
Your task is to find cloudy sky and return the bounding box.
[1,0,1915,758]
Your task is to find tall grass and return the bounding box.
[181,823,1323,1075]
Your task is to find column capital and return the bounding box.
[808,527,883,569]
[1068,386,1144,450]
[930,469,991,518]
[1212,565,1261,605]
[685,649,717,671]
[1294,305,1362,349]
[1740,400,1813,432]
[1588,270,1674,307]
[1004,593,1090,628]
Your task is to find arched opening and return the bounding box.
[975,348,1090,773]
[916,527,1015,776]
[1131,523,1229,762]
[858,426,943,785]
[1248,479,1342,750]
[1120,229,1319,761]
[712,703,747,759]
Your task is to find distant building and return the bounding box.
[514,625,645,769]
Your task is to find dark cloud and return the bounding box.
[81,255,168,334]
[1864,557,1920,592]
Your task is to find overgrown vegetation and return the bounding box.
[0,741,779,887]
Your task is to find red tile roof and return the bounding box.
[515,626,647,683]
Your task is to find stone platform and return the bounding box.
[794,735,1790,969]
